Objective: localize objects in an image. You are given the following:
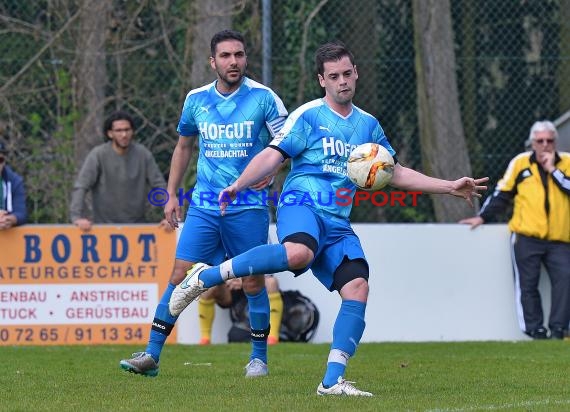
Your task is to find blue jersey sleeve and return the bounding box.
[371,121,396,158]
[177,84,212,137]
[262,89,288,137]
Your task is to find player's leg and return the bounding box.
[319,259,369,391]
[203,205,318,285]
[235,206,320,367]
[168,205,317,316]
[119,208,221,376]
[240,274,270,376]
[265,276,283,345]
[119,258,192,376]
[312,222,373,396]
[222,209,272,376]
[145,211,222,360]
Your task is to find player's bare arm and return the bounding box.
[248,158,290,191]
[219,147,284,215]
[165,135,194,228]
[390,163,488,206]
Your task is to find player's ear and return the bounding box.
[353,65,359,80]
[209,56,216,70]
[318,74,325,88]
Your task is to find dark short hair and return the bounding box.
[210,29,246,57]
[103,111,135,135]
[315,41,355,76]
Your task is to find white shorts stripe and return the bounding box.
[510,233,527,331]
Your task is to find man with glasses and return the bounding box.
[70,110,168,231]
[460,121,570,339]
[0,141,27,230]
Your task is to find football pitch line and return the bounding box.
[427,398,570,411]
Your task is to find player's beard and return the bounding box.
[218,66,245,90]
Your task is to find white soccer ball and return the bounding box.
[347,143,395,191]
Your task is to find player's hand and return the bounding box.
[458,216,484,229]
[73,218,93,232]
[158,218,174,233]
[449,177,489,207]
[164,196,181,229]
[219,183,239,216]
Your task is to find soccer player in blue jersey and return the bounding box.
[169,41,488,395]
[119,30,288,377]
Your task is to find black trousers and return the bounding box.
[511,233,570,332]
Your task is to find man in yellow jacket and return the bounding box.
[460,120,570,339]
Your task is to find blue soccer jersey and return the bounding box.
[177,77,288,212]
[270,98,396,219]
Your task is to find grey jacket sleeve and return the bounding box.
[145,151,167,189]
[69,151,100,222]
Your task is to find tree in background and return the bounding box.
[413,0,475,222]
[0,0,567,223]
[73,0,111,165]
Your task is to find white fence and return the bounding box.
[176,224,551,343]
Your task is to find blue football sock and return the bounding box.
[200,244,289,288]
[322,300,366,387]
[246,287,270,363]
[146,283,178,362]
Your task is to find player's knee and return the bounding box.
[284,242,314,269]
[282,232,317,269]
[339,278,369,301]
[333,258,369,300]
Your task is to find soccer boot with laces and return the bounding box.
[169,263,211,316]
[244,358,268,377]
[119,352,159,377]
[317,377,373,396]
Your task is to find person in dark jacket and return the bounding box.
[0,141,27,230]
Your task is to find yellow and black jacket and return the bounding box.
[479,151,570,242]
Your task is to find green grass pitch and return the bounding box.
[2,341,570,411]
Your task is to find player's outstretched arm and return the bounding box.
[219,147,284,215]
[390,163,488,207]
